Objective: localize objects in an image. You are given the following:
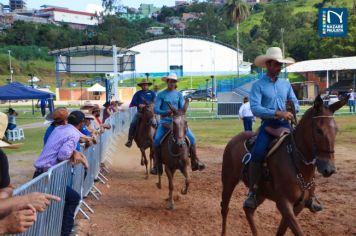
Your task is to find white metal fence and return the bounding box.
[7,107,136,236]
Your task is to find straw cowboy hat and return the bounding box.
[137,79,153,86]
[80,101,96,110]
[254,47,295,68]
[161,73,178,82]
[0,112,22,149]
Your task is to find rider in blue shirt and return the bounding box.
[150,73,206,175]
[244,47,322,212]
[125,79,156,148]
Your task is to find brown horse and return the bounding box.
[156,101,190,210]
[221,95,348,236]
[134,103,156,179]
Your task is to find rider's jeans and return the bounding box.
[154,124,196,147]
[251,119,289,163]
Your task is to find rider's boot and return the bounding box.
[243,161,263,209]
[150,146,163,175]
[125,123,136,148]
[305,191,323,213]
[189,144,206,171]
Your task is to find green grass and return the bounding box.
[0,109,45,125]
[5,127,46,155]
[189,115,356,147]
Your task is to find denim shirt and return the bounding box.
[154,89,184,124]
[249,75,299,119]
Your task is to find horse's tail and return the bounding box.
[221,132,255,236]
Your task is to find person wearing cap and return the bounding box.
[125,79,156,148]
[102,101,113,123]
[244,47,322,212]
[33,110,89,236]
[0,112,60,234]
[239,96,254,132]
[43,107,69,144]
[151,73,206,175]
[348,88,355,113]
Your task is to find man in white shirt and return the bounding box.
[348,88,355,113]
[239,97,254,131]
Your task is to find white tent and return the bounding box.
[286,56,356,72]
[87,83,105,92]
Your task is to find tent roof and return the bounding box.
[87,83,105,92]
[286,56,356,73]
[0,82,54,100]
[49,45,138,57]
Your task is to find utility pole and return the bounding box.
[8,50,13,83]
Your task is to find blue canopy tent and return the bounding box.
[0,82,55,112]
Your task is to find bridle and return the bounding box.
[168,114,187,158]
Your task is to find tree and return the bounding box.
[224,0,250,78]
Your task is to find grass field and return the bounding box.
[6,127,46,156]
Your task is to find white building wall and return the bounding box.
[128,37,249,77]
[53,11,97,25]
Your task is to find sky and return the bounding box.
[0,0,178,13]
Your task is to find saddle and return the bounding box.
[242,127,290,182]
[244,127,290,158]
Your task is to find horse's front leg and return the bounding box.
[149,146,154,174]
[244,195,265,236]
[180,164,190,195]
[165,166,175,210]
[276,199,304,236]
[140,148,149,179]
[276,205,303,236]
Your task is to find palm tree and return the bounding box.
[225,0,250,78]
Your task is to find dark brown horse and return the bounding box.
[221,95,348,236]
[156,101,190,210]
[134,103,156,179]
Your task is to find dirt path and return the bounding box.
[76,142,356,236]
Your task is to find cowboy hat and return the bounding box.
[80,101,96,110]
[137,79,153,86]
[254,47,295,68]
[161,73,178,82]
[0,112,22,149]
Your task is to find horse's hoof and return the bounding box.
[140,160,144,166]
[156,183,162,189]
[167,203,175,210]
[181,189,188,195]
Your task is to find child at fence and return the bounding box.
[34,110,89,236]
[0,112,60,234]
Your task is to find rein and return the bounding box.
[288,110,335,206]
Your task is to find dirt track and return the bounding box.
[77,140,356,236]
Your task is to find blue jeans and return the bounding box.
[251,119,289,163]
[7,123,16,130]
[61,186,80,236]
[243,117,253,131]
[154,123,196,147]
[348,100,355,112]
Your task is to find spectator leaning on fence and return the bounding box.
[0,112,60,234]
[348,88,355,113]
[33,110,89,236]
[238,97,255,132]
[43,107,69,144]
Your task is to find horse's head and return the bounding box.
[167,99,189,148]
[140,102,154,121]
[301,94,348,177]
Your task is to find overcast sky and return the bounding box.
[0,0,178,13]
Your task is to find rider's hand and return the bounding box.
[166,110,173,116]
[138,104,145,109]
[275,111,294,120]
